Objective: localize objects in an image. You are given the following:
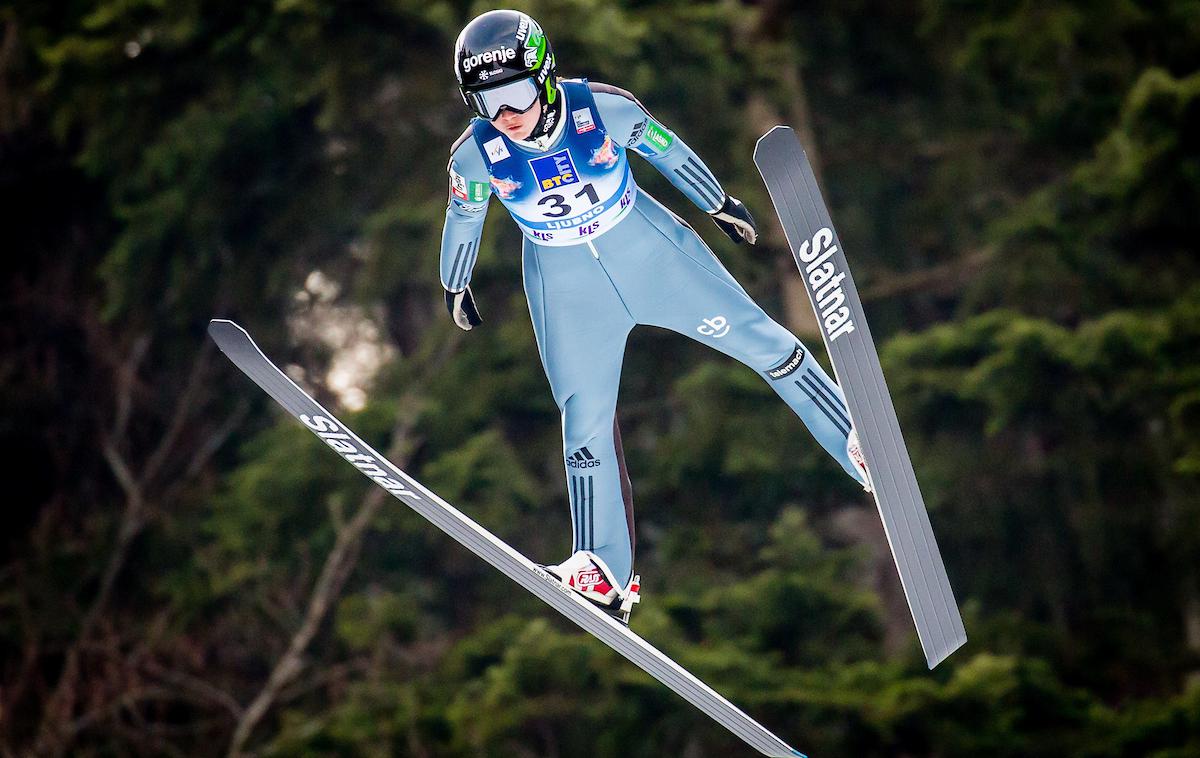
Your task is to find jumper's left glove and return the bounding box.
[709,194,758,245]
[445,286,482,331]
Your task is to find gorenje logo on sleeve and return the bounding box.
[798,227,856,341]
[462,47,517,72]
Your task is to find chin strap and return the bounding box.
[528,94,562,141]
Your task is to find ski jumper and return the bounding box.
[440,79,864,586]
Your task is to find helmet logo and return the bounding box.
[525,30,546,70]
[461,47,516,72]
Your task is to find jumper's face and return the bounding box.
[494,101,540,140]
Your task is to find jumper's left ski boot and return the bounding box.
[847,429,874,494]
[543,550,641,625]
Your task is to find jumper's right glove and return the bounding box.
[709,193,758,245]
[445,286,482,331]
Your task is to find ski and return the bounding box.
[207,319,807,758]
[752,126,967,668]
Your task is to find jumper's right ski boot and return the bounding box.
[847,429,874,494]
[543,550,641,625]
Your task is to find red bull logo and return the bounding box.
[489,175,522,200]
[589,136,619,168]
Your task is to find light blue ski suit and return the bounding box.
[440,79,863,586]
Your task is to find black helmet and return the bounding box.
[454,10,557,120]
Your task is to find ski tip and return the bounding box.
[791,751,808,758]
[207,319,251,348]
[753,125,795,156]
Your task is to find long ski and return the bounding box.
[753,126,967,668]
[208,319,806,758]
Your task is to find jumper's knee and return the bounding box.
[562,394,616,455]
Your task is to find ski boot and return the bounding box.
[847,429,874,494]
[543,550,641,625]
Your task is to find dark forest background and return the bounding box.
[2,1,1199,756]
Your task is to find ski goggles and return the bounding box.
[463,76,540,120]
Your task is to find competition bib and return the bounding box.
[472,79,637,247]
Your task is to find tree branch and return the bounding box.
[139,659,244,720]
[859,249,992,303]
[226,494,387,756]
[109,334,152,443]
[31,335,232,758]
[141,341,215,487]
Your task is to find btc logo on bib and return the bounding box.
[530,149,579,191]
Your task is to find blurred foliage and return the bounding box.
[1,0,1198,756]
